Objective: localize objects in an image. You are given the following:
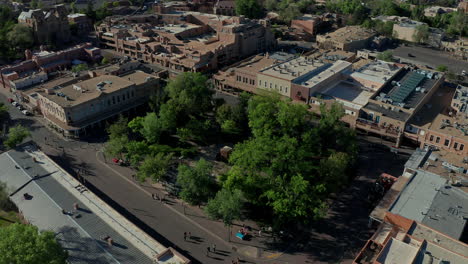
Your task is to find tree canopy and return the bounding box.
[205,189,243,226]
[177,158,217,205]
[221,95,357,225]
[0,223,68,264]
[4,125,30,149]
[235,0,263,19]
[137,153,173,182]
[377,51,394,62]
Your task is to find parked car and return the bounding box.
[21,110,31,116]
[7,98,14,103]
[12,101,18,107]
[462,70,467,76]
[407,53,415,57]
[17,105,24,111]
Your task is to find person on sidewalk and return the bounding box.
[211,244,216,253]
[206,247,210,256]
[188,232,191,239]
[184,232,187,241]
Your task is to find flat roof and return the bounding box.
[260,57,327,81]
[40,75,135,107]
[377,238,419,264]
[319,26,375,43]
[390,169,468,240]
[408,222,468,257]
[0,148,156,263]
[321,81,373,107]
[121,71,157,86]
[389,170,447,222]
[294,60,351,88]
[364,102,411,122]
[376,68,440,109]
[350,60,401,89]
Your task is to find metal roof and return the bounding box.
[0,149,154,264]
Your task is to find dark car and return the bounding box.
[408,53,415,57]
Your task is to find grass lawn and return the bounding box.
[0,210,20,227]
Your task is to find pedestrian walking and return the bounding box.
[183,232,187,241]
[151,193,155,200]
[258,230,262,237]
[206,247,210,256]
[188,232,191,239]
[212,244,216,252]
[236,257,240,263]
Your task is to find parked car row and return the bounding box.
[8,98,31,116]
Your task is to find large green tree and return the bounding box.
[222,95,357,225]
[7,24,33,51]
[0,223,68,264]
[137,153,173,182]
[4,125,30,149]
[413,24,430,43]
[104,116,129,159]
[205,188,244,239]
[177,158,216,205]
[235,0,263,19]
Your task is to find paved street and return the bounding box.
[0,90,411,264]
[390,45,468,75]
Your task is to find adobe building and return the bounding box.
[406,84,468,156]
[96,13,276,76]
[290,14,323,41]
[357,67,444,147]
[354,212,468,264]
[18,4,71,44]
[0,43,101,91]
[35,70,162,138]
[213,0,235,16]
[316,26,376,52]
[458,1,468,13]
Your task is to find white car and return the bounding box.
[12,101,18,107]
[21,110,31,116]
[462,70,467,76]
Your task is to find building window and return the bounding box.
[436,137,440,143]
[429,135,434,141]
[259,80,262,86]
[460,144,465,151]
[117,96,120,103]
[112,96,116,104]
[269,83,272,89]
[108,100,111,106]
[131,91,134,97]
[264,82,267,88]
[285,88,288,93]
[454,142,458,149]
[444,139,450,146]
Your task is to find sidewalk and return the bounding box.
[95,150,295,263]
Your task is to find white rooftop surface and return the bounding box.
[68,13,87,18]
[295,60,351,88]
[0,146,187,264]
[155,23,201,34]
[321,81,374,107]
[389,170,447,222]
[260,57,327,81]
[376,238,419,264]
[417,242,468,264]
[350,60,401,90]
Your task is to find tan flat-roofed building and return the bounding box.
[406,84,468,156]
[37,71,161,138]
[316,26,376,51]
